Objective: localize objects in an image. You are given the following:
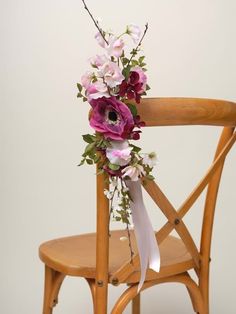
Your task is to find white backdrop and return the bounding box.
[1,0,236,313]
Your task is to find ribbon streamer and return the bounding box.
[126,180,160,292]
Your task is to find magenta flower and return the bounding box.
[119,66,147,103]
[89,97,134,140]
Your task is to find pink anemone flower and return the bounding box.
[89,97,134,140]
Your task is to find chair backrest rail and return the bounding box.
[102,98,236,284]
[135,98,236,127]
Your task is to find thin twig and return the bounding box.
[126,223,134,264]
[108,180,118,236]
[127,23,149,67]
[82,0,108,45]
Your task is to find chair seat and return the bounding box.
[39,230,195,283]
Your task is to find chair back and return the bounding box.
[96,97,236,288]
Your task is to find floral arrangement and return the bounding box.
[77,0,157,260]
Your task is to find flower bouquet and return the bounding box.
[77,0,160,290]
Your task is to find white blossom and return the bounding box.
[121,164,146,181]
[126,24,141,44]
[142,152,157,168]
[110,178,118,189]
[104,189,113,200]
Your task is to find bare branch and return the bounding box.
[82,0,109,45]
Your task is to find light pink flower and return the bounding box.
[89,54,108,68]
[127,24,141,44]
[86,82,109,101]
[98,61,124,88]
[81,71,93,89]
[106,141,132,166]
[95,32,107,48]
[106,36,125,58]
[122,164,146,181]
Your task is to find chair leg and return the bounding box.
[186,287,199,313]
[95,281,109,314]
[42,265,65,314]
[199,268,210,314]
[201,285,209,314]
[132,293,140,314]
[86,278,96,313]
[43,266,54,314]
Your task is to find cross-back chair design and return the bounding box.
[39,97,236,314]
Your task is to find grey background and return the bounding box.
[1,0,235,313]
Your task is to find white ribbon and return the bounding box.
[126,180,160,292]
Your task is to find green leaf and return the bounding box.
[83,97,87,102]
[131,60,139,67]
[77,83,83,92]
[77,93,82,98]
[96,138,104,148]
[122,57,129,65]
[94,155,101,163]
[131,48,137,56]
[85,142,95,154]
[146,84,151,90]
[130,144,142,153]
[127,103,138,117]
[96,168,104,175]
[108,163,120,171]
[86,159,93,165]
[122,217,130,224]
[139,56,145,63]
[122,66,131,80]
[146,174,155,180]
[82,134,95,144]
[78,159,85,166]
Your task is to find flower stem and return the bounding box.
[82,0,109,45]
[126,223,134,264]
[127,23,149,67]
[108,179,118,236]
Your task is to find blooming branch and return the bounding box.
[126,23,149,67]
[82,0,108,45]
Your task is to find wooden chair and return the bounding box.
[39,97,236,314]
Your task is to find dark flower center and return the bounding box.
[105,107,121,126]
[108,111,118,122]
